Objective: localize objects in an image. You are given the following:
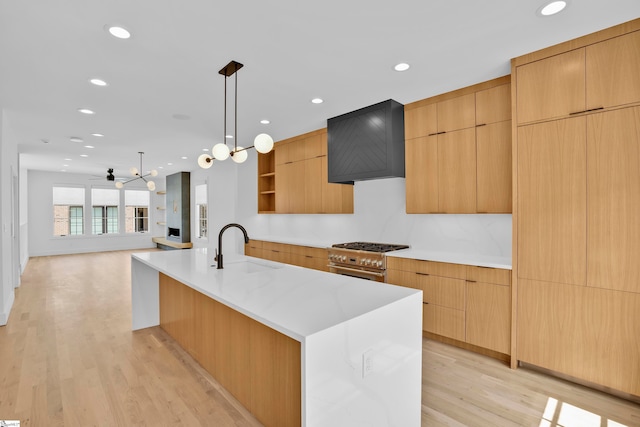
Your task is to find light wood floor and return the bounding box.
[1,250,639,426]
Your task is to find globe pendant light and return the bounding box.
[198,60,273,168]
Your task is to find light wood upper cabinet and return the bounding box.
[586,30,640,110]
[437,93,476,132]
[477,121,512,213]
[438,128,477,214]
[476,84,511,125]
[517,117,587,286]
[516,49,586,124]
[587,107,640,293]
[404,103,437,140]
[405,136,438,213]
[304,156,323,213]
[264,129,353,214]
[404,76,512,214]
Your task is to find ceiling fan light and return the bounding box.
[115,181,124,189]
[198,153,214,169]
[212,143,230,160]
[254,133,274,154]
[147,180,156,191]
[231,147,248,163]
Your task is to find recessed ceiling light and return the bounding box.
[181,156,187,160]
[63,164,69,167]
[91,133,104,137]
[260,119,270,124]
[64,158,72,161]
[226,135,234,139]
[311,98,323,104]
[78,108,95,115]
[538,1,567,16]
[80,154,89,158]
[61,169,67,172]
[84,145,95,149]
[70,136,83,143]
[167,162,173,166]
[394,63,410,72]
[158,166,164,169]
[202,148,209,152]
[89,78,108,86]
[106,25,131,39]
[172,113,191,120]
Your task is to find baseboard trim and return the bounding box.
[0,290,15,326]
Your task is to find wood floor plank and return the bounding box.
[0,249,639,426]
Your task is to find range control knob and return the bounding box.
[341,255,347,262]
[377,260,383,268]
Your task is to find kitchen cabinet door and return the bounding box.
[438,128,477,213]
[587,107,640,293]
[320,156,353,213]
[275,161,305,213]
[476,84,511,125]
[405,135,439,213]
[418,274,465,310]
[423,304,465,342]
[516,49,586,124]
[518,279,640,397]
[476,121,512,213]
[404,103,437,140]
[304,157,323,213]
[586,31,640,110]
[437,93,476,132]
[517,117,586,285]
[466,281,510,354]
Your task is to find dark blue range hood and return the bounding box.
[327,99,405,184]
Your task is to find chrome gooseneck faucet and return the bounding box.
[216,223,250,269]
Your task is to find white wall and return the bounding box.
[0,110,19,325]
[27,170,162,257]
[19,161,28,273]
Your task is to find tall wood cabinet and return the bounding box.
[258,129,353,214]
[404,76,512,213]
[512,19,640,397]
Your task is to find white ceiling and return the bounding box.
[1,0,639,180]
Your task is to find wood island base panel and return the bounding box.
[131,248,423,427]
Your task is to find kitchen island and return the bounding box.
[131,248,422,427]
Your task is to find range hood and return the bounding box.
[327,99,405,184]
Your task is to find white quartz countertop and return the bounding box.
[387,249,512,270]
[132,248,420,342]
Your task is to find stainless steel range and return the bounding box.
[328,242,409,282]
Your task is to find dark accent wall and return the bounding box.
[166,172,191,243]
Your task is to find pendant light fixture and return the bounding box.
[115,151,158,191]
[199,60,274,169]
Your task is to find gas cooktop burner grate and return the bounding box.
[331,242,410,253]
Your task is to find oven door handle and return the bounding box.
[328,265,385,277]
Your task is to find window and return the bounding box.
[195,184,207,239]
[125,190,149,233]
[53,186,85,236]
[92,188,119,234]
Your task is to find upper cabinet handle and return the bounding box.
[476,123,487,127]
[570,107,604,115]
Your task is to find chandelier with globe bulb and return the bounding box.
[197,60,274,169]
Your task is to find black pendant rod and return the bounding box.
[234,68,238,152]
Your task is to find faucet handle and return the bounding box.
[215,248,219,262]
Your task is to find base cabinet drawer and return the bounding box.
[423,304,465,342]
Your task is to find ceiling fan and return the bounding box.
[90,168,126,182]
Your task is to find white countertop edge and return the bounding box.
[388,249,512,270]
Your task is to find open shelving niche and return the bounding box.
[257,151,276,213]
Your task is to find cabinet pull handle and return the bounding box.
[437,131,446,135]
[427,132,438,137]
[285,161,293,164]
[305,255,313,258]
[466,279,477,283]
[476,123,487,127]
[569,106,604,115]
[272,250,280,253]
[416,272,430,276]
[423,302,429,305]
